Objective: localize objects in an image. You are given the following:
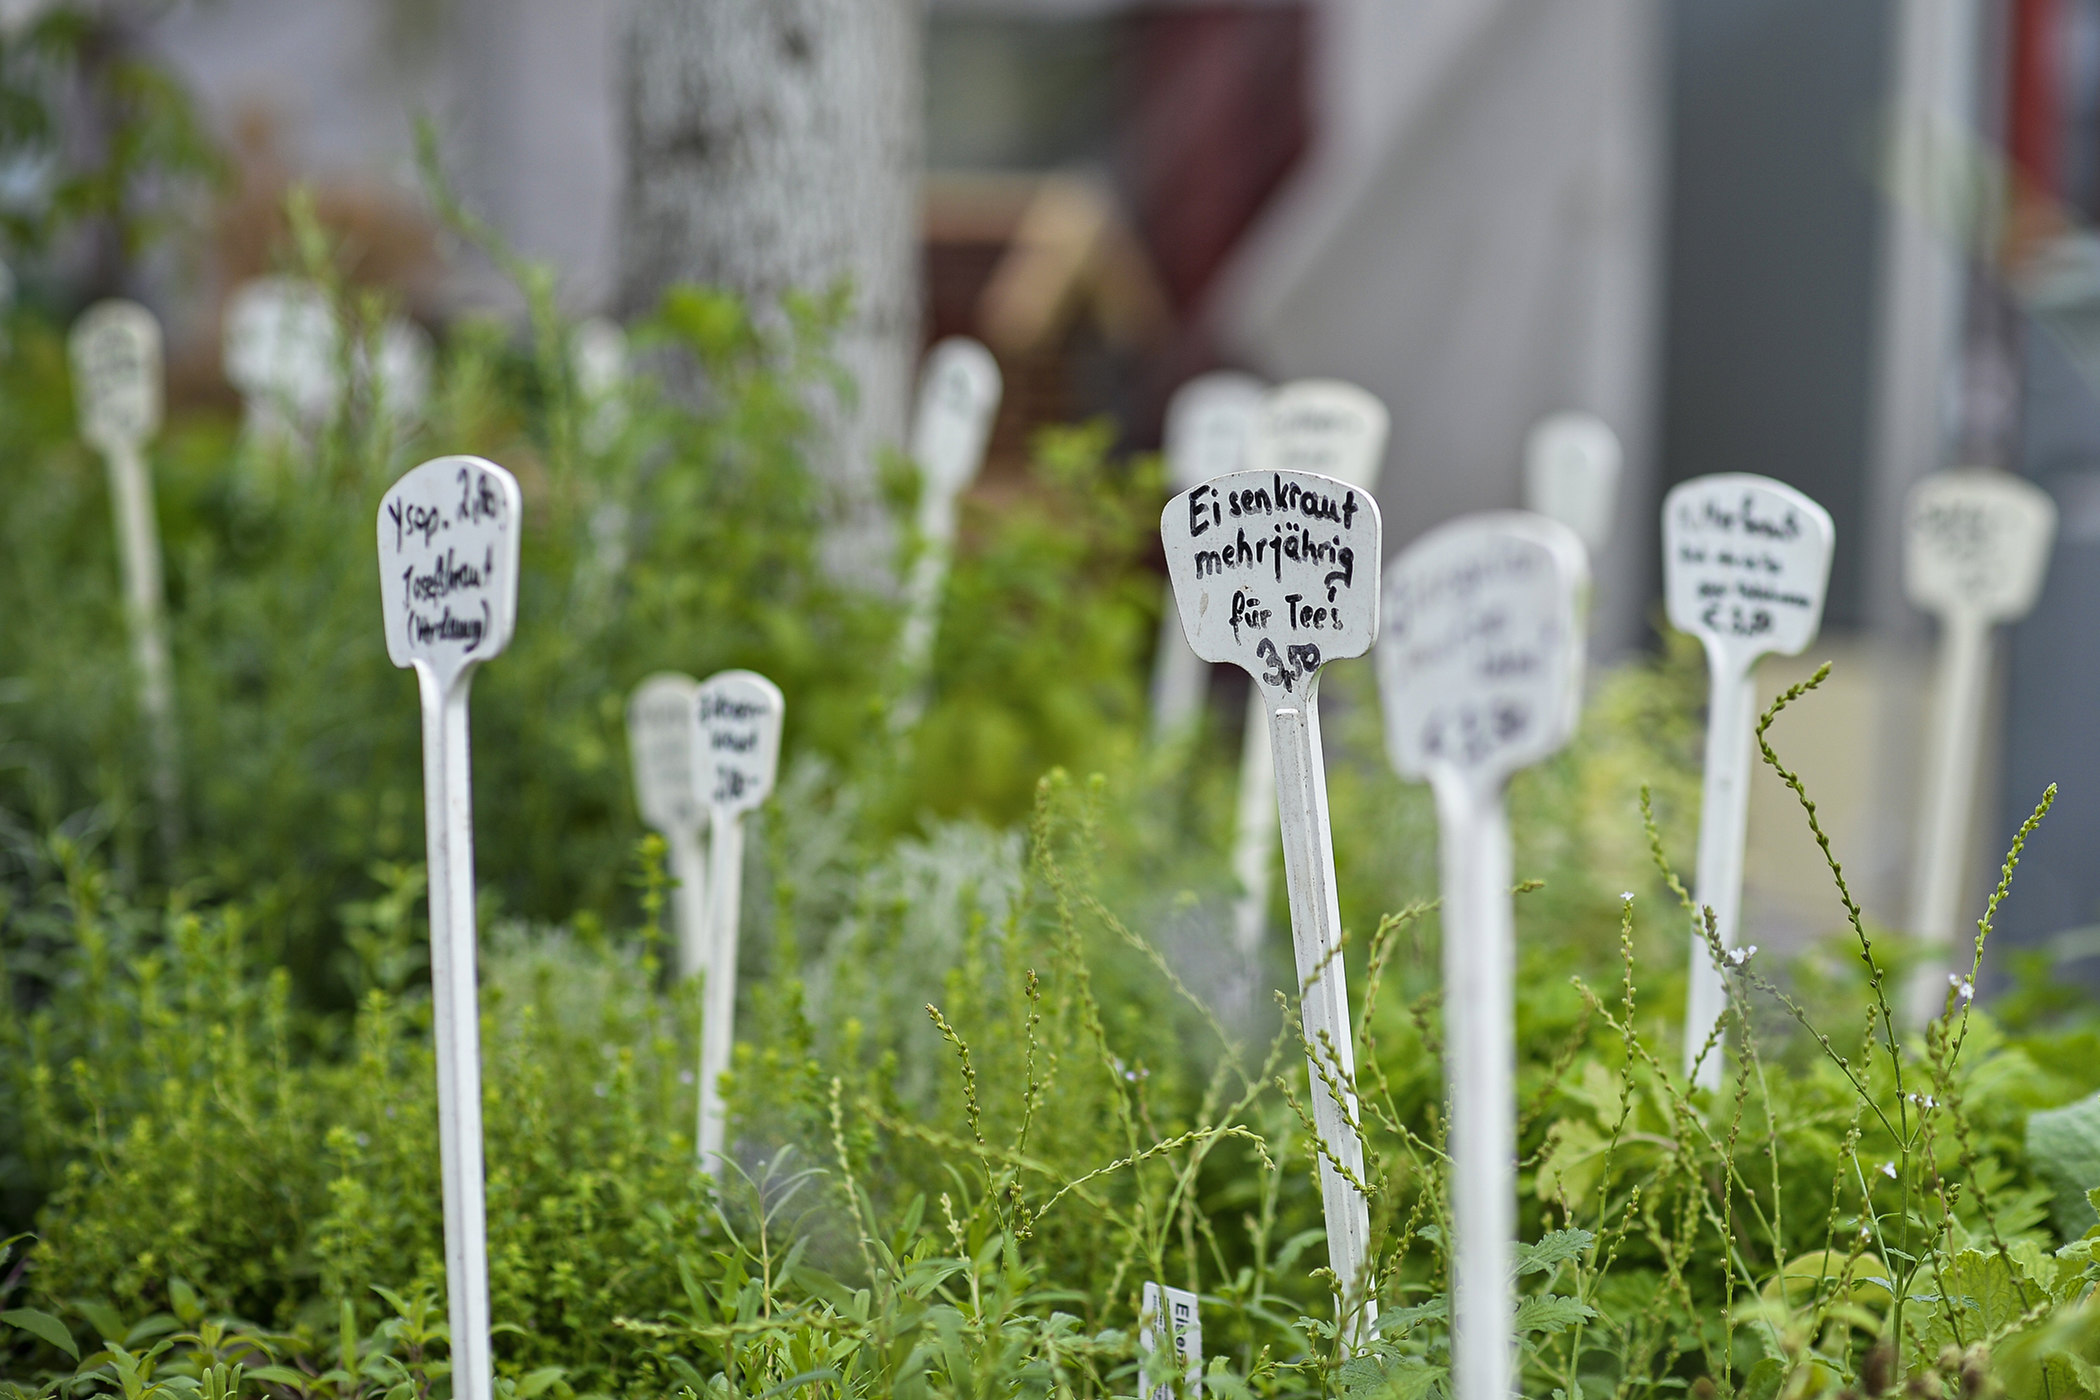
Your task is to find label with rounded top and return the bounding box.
[1663,473,1834,663]
[1162,468,1382,705]
[71,299,162,452]
[909,338,1003,500]
[1378,513,1588,789]
[1523,412,1622,555]
[1164,372,1265,493]
[377,455,523,692]
[224,276,342,422]
[1247,380,1390,492]
[627,673,704,835]
[1904,469,2058,624]
[693,670,784,814]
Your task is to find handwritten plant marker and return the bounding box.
[1139,1282,1202,1400]
[1162,465,1381,1344]
[1664,474,1834,1089]
[690,669,784,1172]
[1522,412,1623,557]
[70,299,181,846]
[627,673,710,982]
[1377,513,1588,1400]
[1900,470,2057,1025]
[223,276,342,443]
[1229,381,1390,961]
[376,454,523,1400]
[893,338,1002,728]
[1150,371,1265,739]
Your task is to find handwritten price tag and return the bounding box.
[1248,381,1390,490]
[1378,514,1589,790]
[1905,470,2057,623]
[1663,474,1834,663]
[71,300,162,453]
[378,456,523,693]
[1161,469,1381,704]
[628,673,705,835]
[694,671,784,814]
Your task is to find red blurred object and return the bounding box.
[2011,0,2062,195]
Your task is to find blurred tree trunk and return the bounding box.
[617,0,924,582]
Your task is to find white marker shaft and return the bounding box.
[1903,613,1990,1023]
[1269,700,1375,1347]
[415,670,492,1400]
[891,497,959,733]
[1149,597,1209,740]
[668,827,710,983]
[1433,778,1515,1400]
[1686,659,1756,1088]
[1233,688,1279,956]
[698,808,746,1171]
[102,437,180,840]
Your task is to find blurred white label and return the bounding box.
[628,673,704,835]
[1378,513,1588,788]
[1139,1282,1201,1400]
[693,670,784,814]
[1164,372,1265,493]
[1905,470,2057,623]
[71,299,162,452]
[1522,412,1622,555]
[909,338,1002,503]
[1247,380,1389,492]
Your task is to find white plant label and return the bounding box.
[70,299,181,848]
[1163,467,1380,1346]
[628,672,710,983]
[1900,470,2057,1025]
[72,299,163,453]
[1151,372,1266,738]
[376,454,522,1400]
[1139,1282,1203,1400]
[1663,473,1834,1088]
[224,276,342,438]
[895,339,1002,728]
[368,317,433,426]
[1230,381,1391,966]
[571,316,631,453]
[379,457,523,696]
[1247,380,1390,489]
[1377,513,1587,1400]
[691,669,785,1172]
[1522,412,1623,556]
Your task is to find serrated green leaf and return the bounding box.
[1516,1229,1595,1277]
[1741,1357,1787,1400]
[2,1308,79,1361]
[1514,1294,1596,1335]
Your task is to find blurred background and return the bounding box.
[12,0,2100,979]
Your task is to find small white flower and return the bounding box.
[1959,979,1975,1004]
[1726,944,1758,966]
[1879,1161,1897,1179]
[1621,891,1635,902]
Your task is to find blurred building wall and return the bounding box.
[1215,0,1668,661]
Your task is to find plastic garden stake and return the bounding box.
[1900,470,2056,1026]
[70,300,182,848]
[377,455,523,1400]
[1139,1282,1202,1400]
[690,670,784,1173]
[1377,513,1588,1400]
[1150,372,1265,739]
[1664,474,1834,1089]
[1522,412,1623,558]
[1230,382,1389,959]
[628,673,711,981]
[224,276,341,443]
[1162,466,1382,1346]
[894,339,1001,728]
